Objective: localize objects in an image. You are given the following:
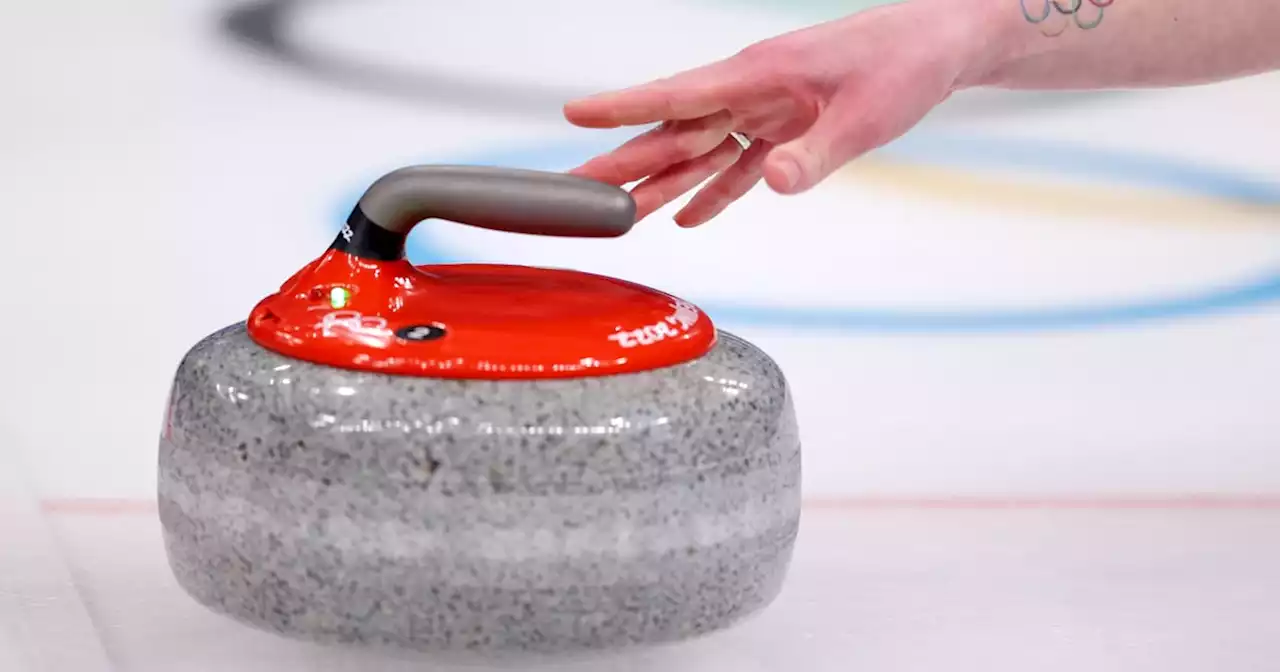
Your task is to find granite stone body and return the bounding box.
[158,322,802,653]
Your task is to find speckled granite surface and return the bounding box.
[158,322,801,653]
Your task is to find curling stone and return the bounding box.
[157,166,802,654]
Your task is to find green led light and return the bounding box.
[329,286,350,309]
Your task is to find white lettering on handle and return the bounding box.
[609,300,701,349]
[318,310,393,346]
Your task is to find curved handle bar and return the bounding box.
[332,165,637,261]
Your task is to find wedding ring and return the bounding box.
[729,131,752,151]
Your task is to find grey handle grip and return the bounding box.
[334,166,636,261]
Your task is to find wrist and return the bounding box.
[945,0,1047,89]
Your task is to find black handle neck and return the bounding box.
[331,205,407,261]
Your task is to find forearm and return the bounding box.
[953,0,1280,90]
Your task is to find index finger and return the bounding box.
[563,57,751,128]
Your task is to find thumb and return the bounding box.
[762,95,905,195]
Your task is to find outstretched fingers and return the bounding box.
[568,111,736,186]
[563,56,754,129]
[628,136,746,221]
[674,141,770,228]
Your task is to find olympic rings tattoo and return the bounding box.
[1021,0,1112,36]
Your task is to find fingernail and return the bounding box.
[775,156,801,191]
[673,208,701,228]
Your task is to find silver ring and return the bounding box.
[728,131,752,151]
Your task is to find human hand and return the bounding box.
[562,0,1004,227]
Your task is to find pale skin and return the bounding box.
[561,0,1280,227]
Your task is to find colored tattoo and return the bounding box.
[1021,0,1111,36]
